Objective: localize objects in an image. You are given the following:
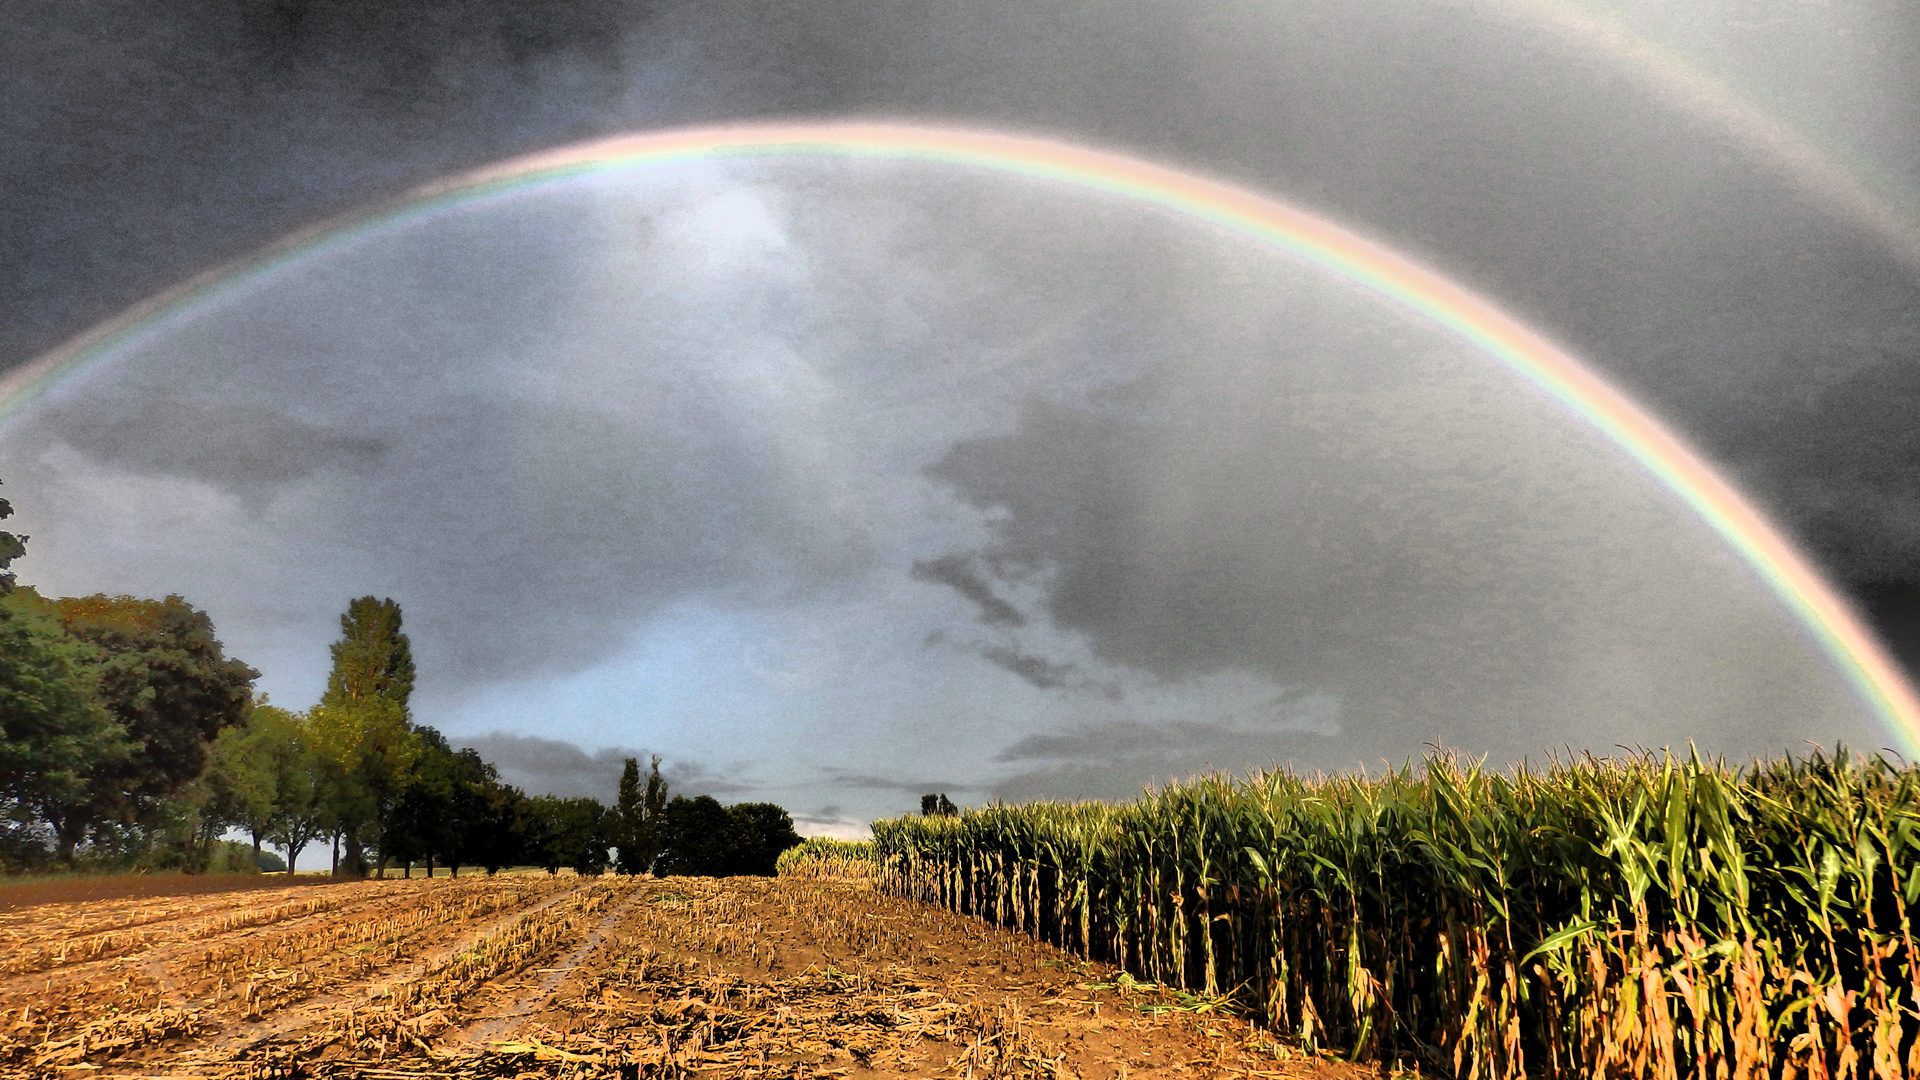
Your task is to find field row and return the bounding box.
[0,873,1362,1080]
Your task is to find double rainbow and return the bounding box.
[7,122,1916,752]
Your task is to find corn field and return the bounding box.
[773,837,877,880]
[871,747,1920,1080]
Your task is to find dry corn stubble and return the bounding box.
[0,875,582,1072]
[0,879,401,976]
[8,874,1372,1080]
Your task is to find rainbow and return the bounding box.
[1487,0,1920,274]
[7,121,1917,752]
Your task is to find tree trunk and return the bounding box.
[54,813,85,867]
[285,840,305,875]
[426,852,435,878]
[331,831,340,875]
[343,831,366,878]
[404,859,412,879]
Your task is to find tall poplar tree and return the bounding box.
[314,596,419,876]
[321,597,415,711]
[615,755,669,874]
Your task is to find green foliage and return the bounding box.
[0,589,130,840]
[313,597,420,876]
[775,836,877,878]
[320,596,415,713]
[615,754,669,874]
[525,794,611,875]
[383,726,458,873]
[655,795,803,877]
[873,748,1920,1080]
[0,477,26,595]
[35,591,256,862]
[726,802,803,876]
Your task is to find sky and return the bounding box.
[3,0,1918,840]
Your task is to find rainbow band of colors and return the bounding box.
[7,122,1917,753]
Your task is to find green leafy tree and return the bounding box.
[315,597,419,876]
[473,779,530,875]
[526,795,610,875]
[725,802,803,876]
[204,707,280,864]
[385,727,460,876]
[614,757,640,872]
[654,794,734,877]
[651,795,803,878]
[442,749,529,875]
[311,695,417,876]
[257,705,325,875]
[40,592,256,864]
[0,590,129,863]
[616,754,669,874]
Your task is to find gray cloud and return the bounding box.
[458,732,753,801]
[817,768,975,795]
[4,0,1919,651]
[5,0,1917,825]
[911,554,1026,628]
[21,398,387,505]
[988,719,1352,805]
[973,644,1081,691]
[915,330,1882,766]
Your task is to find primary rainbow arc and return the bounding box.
[7,121,1917,753]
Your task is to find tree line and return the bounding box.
[0,482,801,876]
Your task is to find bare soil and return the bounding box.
[0,871,341,913]
[0,874,1402,1080]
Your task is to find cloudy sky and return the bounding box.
[4,0,1918,839]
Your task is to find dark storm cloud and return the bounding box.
[910,333,1880,766]
[988,718,1350,804]
[22,398,388,504]
[910,555,1025,628]
[459,732,752,800]
[817,768,973,795]
[973,644,1081,692]
[8,0,1920,673]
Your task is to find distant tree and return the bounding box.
[921,793,958,818]
[205,701,282,868]
[474,780,530,875]
[725,802,803,876]
[315,597,420,876]
[614,757,641,872]
[652,795,802,877]
[259,706,325,875]
[527,795,610,875]
[438,749,526,875]
[385,727,459,876]
[654,795,734,877]
[42,592,256,863]
[443,748,498,876]
[616,754,669,874]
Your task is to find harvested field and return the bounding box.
[0,873,339,913]
[0,874,1385,1079]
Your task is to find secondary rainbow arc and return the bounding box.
[6,121,1916,753]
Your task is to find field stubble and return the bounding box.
[0,874,1373,1080]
